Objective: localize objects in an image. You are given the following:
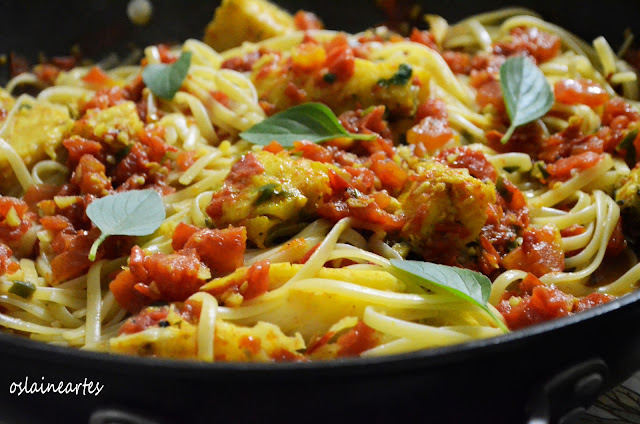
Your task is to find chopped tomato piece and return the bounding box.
[498,283,573,330]
[409,28,438,51]
[81,66,114,87]
[63,136,102,166]
[606,218,626,256]
[0,243,19,276]
[110,269,151,314]
[293,11,323,30]
[436,147,497,182]
[502,226,564,277]
[572,293,613,313]
[546,152,603,181]
[182,226,247,276]
[493,26,561,63]
[325,35,355,82]
[554,79,609,108]
[337,321,377,357]
[407,117,453,151]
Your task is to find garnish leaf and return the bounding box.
[142,51,192,100]
[499,56,554,144]
[388,259,508,332]
[86,189,166,261]
[377,63,413,87]
[239,103,376,147]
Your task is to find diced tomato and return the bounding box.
[436,147,497,182]
[243,259,270,300]
[262,141,284,154]
[171,222,200,251]
[498,283,574,330]
[572,293,613,313]
[502,225,564,277]
[182,226,247,276]
[415,98,448,121]
[118,306,169,334]
[293,140,333,163]
[110,269,151,314]
[63,136,102,166]
[71,154,112,197]
[0,243,19,276]
[284,82,307,104]
[546,151,603,181]
[23,184,59,209]
[407,117,453,151]
[127,246,205,302]
[176,150,197,172]
[205,259,270,302]
[221,51,261,72]
[476,79,506,113]
[0,196,32,243]
[442,51,472,74]
[409,28,438,51]
[306,330,336,356]
[34,64,61,85]
[554,79,609,108]
[324,35,355,82]
[606,218,626,256]
[50,231,97,284]
[81,66,113,88]
[493,26,561,63]
[370,155,408,192]
[602,97,640,126]
[293,11,323,30]
[156,44,177,64]
[211,91,231,109]
[337,321,377,357]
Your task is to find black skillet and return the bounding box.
[0,1,639,423]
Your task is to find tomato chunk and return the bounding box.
[502,225,564,277]
[554,79,609,108]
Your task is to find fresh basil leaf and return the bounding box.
[499,56,554,144]
[377,63,413,87]
[239,102,376,147]
[142,51,192,100]
[86,189,166,261]
[388,259,508,332]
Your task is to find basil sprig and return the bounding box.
[142,51,192,100]
[86,189,166,261]
[239,103,376,147]
[499,56,554,144]
[388,259,508,332]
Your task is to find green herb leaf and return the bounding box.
[377,63,413,87]
[142,51,192,100]
[388,259,508,332]
[9,281,36,299]
[239,102,376,147]
[499,56,554,144]
[86,189,166,261]
[616,128,638,165]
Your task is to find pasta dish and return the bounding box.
[1,0,640,362]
